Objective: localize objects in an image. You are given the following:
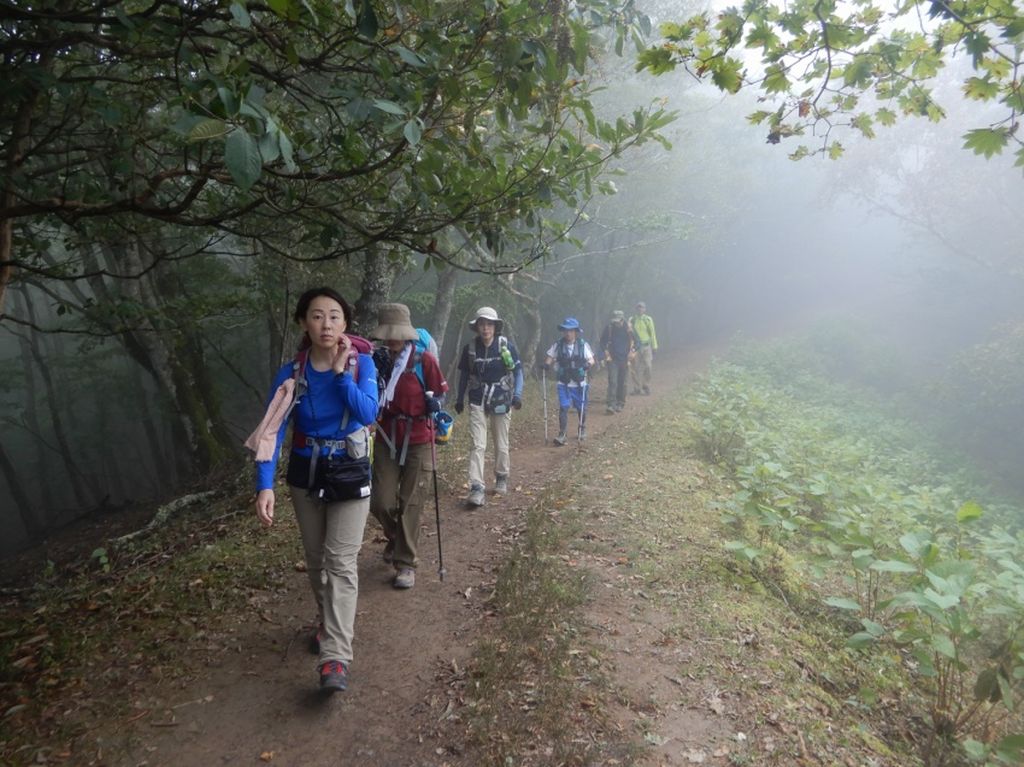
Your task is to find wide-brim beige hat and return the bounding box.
[370,303,419,342]
[469,306,504,335]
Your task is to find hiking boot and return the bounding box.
[319,660,348,692]
[309,623,324,655]
[494,475,508,495]
[467,484,485,507]
[553,432,567,446]
[605,406,615,415]
[393,567,415,589]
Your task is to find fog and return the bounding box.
[3,2,1023,554]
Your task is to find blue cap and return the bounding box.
[558,317,581,331]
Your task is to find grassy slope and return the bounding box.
[458,383,926,766]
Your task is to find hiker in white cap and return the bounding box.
[454,307,524,507]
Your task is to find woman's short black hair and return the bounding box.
[293,287,353,328]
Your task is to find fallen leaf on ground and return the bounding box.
[259,750,274,761]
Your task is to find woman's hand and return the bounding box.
[332,333,353,375]
[256,489,275,527]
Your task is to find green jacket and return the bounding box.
[630,313,657,350]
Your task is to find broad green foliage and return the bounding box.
[693,355,1024,763]
[1,0,674,299]
[636,0,1024,166]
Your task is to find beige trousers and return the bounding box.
[467,403,511,489]
[290,486,370,666]
[630,345,653,390]
[370,441,432,569]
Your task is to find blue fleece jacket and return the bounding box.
[255,353,378,491]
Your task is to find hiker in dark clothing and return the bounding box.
[599,309,635,414]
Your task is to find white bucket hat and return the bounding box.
[469,306,503,335]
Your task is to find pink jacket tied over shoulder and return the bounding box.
[244,378,297,462]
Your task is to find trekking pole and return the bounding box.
[426,391,446,581]
[578,381,588,445]
[541,366,549,444]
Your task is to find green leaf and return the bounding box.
[975,667,1002,702]
[956,500,984,523]
[373,99,406,116]
[843,55,873,88]
[230,2,252,28]
[931,633,956,658]
[961,738,986,759]
[188,118,229,142]
[279,130,296,173]
[225,127,262,191]
[763,64,789,94]
[876,107,897,126]
[267,0,292,18]
[824,596,862,611]
[357,0,378,38]
[395,46,425,68]
[963,77,999,101]
[962,127,1009,158]
[846,631,877,649]
[1003,18,1024,38]
[710,57,744,94]
[870,559,916,573]
[403,118,422,146]
[995,734,1024,761]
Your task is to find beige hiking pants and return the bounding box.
[290,487,370,666]
[467,403,511,489]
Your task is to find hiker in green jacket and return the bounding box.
[629,301,657,395]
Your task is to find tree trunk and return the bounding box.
[353,244,399,335]
[132,363,171,497]
[18,293,94,508]
[0,438,42,540]
[430,265,459,366]
[1,51,53,313]
[13,298,55,516]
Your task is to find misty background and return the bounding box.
[2,2,1022,557]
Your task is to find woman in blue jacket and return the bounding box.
[251,287,378,693]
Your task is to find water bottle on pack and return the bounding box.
[499,338,514,370]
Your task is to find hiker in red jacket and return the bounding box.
[368,304,448,590]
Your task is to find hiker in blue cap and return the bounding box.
[543,317,595,445]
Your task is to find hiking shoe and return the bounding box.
[553,432,567,446]
[309,624,324,655]
[494,475,508,495]
[393,567,415,589]
[319,660,348,692]
[605,406,615,415]
[467,484,485,507]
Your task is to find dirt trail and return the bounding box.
[99,349,715,767]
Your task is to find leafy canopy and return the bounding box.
[0,0,674,309]
[635,0,1024,166]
